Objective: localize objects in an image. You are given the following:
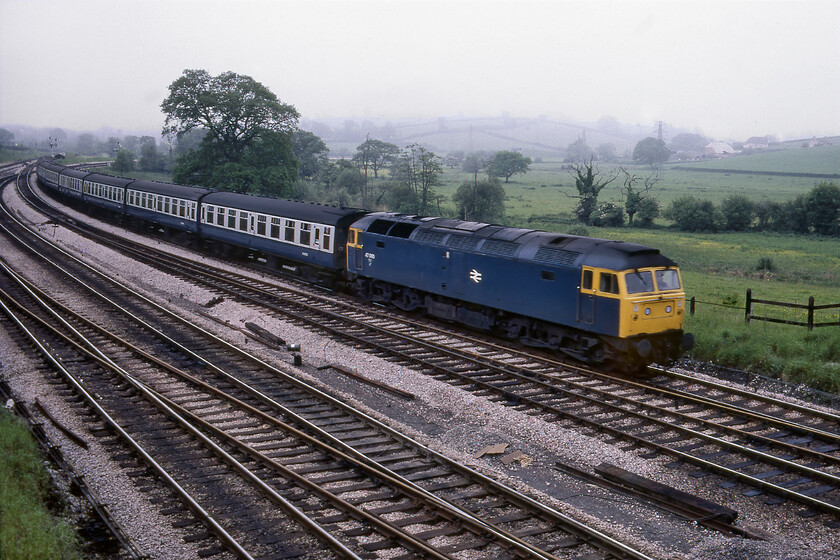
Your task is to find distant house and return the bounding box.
[704,141,737,156]
[743,136,770,150]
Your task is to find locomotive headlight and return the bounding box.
[644,308,651,316]
[665,305,672,313]
[633,305,639,312]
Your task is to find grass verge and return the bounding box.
[0,408,81,560]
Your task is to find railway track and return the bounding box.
[19,172,840,526]
[2,167,652,560]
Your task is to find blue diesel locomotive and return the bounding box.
[36,159,692,369]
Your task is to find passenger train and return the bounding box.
[36,158,693,371]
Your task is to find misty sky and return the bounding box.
[2,0,838,141]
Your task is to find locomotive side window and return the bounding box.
[541,271,555,281]
[582,269,593,290]
[600,273,620,294]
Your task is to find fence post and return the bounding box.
[745,289,752,324]
[689,296,695,316]
[808,296,815,331]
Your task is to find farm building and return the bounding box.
[704,141,737,157]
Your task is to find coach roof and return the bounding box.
[201,192,366,226]
[128,180,211,200]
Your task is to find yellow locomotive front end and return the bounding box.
[619,267,686,338]
[617,266,692,364]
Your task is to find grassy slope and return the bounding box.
[0,410,80,559]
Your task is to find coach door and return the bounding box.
[578,268,596,324]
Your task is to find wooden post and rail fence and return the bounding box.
[687,289,840,330]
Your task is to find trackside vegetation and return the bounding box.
[0,409,81,560]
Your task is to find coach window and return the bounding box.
[285,220,295,242]
[216,208,225,226]
[600,272,620,294]
[270,217,281,239]
[164,198,171,214]
[227,209,236,228]
[239,211,249,231]
[322,228,331,251]
[300,223,311,246]
[257,215,267,236]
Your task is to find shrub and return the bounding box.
[664,195,722,232]
[757,257,775,272]
[720,194,756,231]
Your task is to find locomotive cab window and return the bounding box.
[541,270,555,281]
[655,269,682,291]
[582,269,593,290]
[599,272,620,294]
[625,270,654,294]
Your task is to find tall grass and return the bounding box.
[0,410,80,560]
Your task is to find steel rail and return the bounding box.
[0,286,257,560]
[0,261,365,560]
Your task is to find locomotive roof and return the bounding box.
[355,213,677,271]
[128,180,211,200]
[201,192,367,225]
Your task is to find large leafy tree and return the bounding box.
[172,131,297,197]
[389,144,442,215]
[353,138,399,179]
[0,128,14,149]
[353,137,400,207]
[161,69,300,194]
[292,130,329,180]
[452,178,505,222]
[632,137,670,167]
[487,150,532,183]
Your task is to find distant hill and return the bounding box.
[304,115,656,158]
